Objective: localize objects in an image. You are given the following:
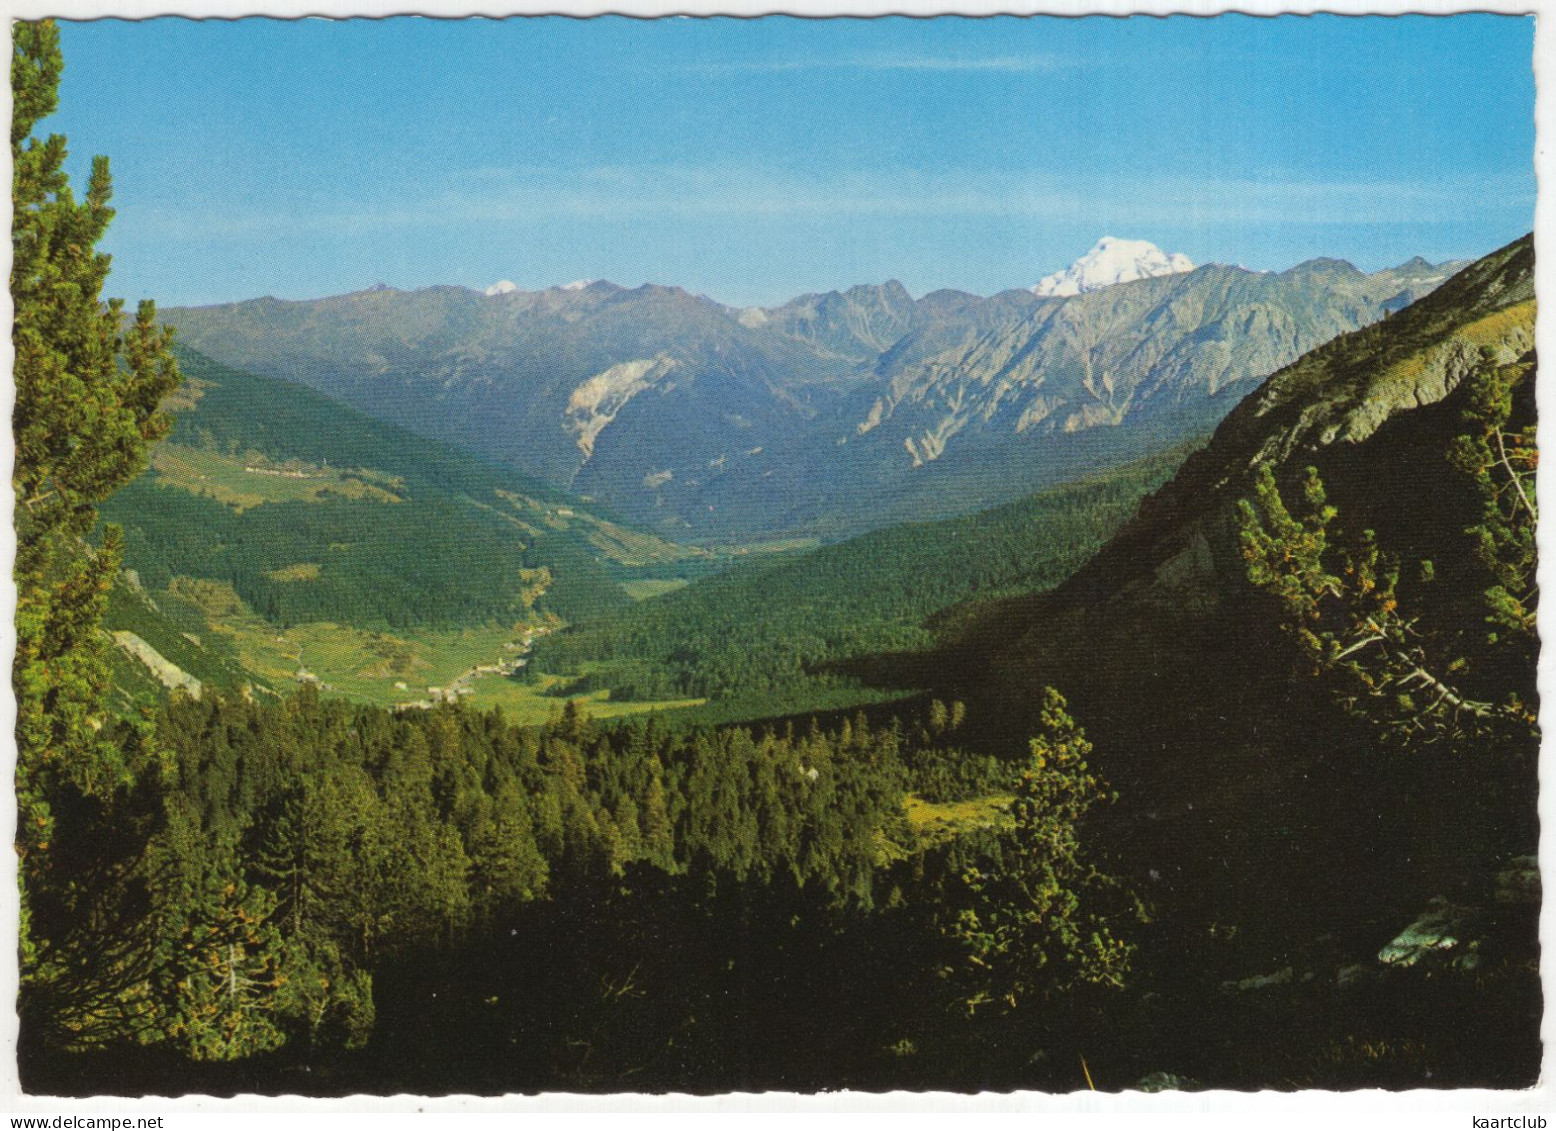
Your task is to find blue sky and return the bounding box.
[50,14,1535,308]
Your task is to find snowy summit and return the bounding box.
[486,279,596,296]
[1032,237,1195,297]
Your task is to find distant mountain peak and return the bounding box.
[1033,237,1195,297]
[484,279,520,296]
[561,279,595,292]
[1285,256,1361,277]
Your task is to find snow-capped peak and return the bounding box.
[560,279,595,292]
[484,279,520,296]
[1032,237,1195,297]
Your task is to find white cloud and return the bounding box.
[133,166,1531,244]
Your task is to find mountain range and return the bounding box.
[163,244,1469,542]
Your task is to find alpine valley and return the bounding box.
[15,4,1546,1105]
[21,95,1539,1095]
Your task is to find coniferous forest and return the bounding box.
[12,18,1542,1097]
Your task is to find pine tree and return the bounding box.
[465,779,548,913]
[275,935,375,1052]
[151,858,289,1061]
[1447,348,1538,649]
[640,768,676,869]
[951,689,1139,1013]
[13,18,180,1044]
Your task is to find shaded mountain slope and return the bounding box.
[102,567,271,711]
[858,233,1541,1090]
[939,234,1536,953]
[1045,234,1531,628]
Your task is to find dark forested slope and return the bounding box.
[938,236,1538,1063]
